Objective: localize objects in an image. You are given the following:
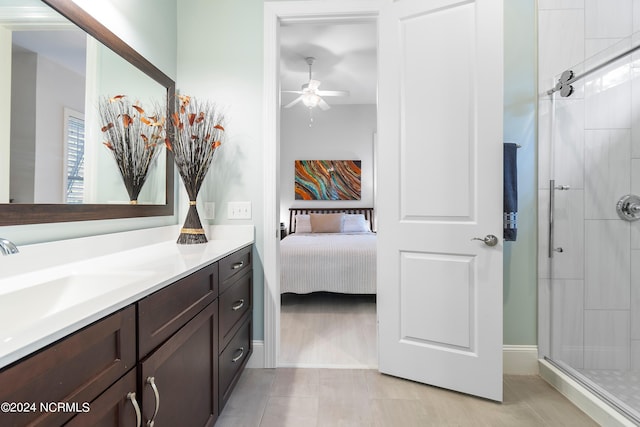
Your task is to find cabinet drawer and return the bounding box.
[65,369,138,427]
[138,262,218,358]
[0,305,135,427]
[219,245,251,293]
[219,272,252,351]
[219,318,251,410]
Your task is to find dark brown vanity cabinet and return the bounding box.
[217,246,253,411]
[0,306,136,427]
[0,245,253,427]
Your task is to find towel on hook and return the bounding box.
[503,143,518,241]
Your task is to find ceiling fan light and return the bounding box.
[302,93,321,108]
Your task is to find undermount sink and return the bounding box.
[0,270,154,334]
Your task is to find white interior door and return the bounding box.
[377,0,504,401]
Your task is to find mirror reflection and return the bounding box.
[1,4,166,205]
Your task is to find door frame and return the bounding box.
[262,0,380,368]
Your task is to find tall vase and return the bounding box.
[177,200,207,244]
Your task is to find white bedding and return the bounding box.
[280,232,376,294]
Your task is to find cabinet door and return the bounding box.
[0,306,135,427]
[140,301,218,427]
[65,370,138,427]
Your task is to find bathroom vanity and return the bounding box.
[0,227,253,427]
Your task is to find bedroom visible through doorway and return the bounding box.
[278,19,378,368]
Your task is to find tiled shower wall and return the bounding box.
[538,0,640,371]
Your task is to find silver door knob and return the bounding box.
[471,234,498,247]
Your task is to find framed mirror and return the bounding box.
[0,0,175,226]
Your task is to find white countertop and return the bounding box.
[0,225,254,369]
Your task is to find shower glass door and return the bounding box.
[544,36,640,422]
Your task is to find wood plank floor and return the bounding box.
[217,368,600,426]
[280,292,377,368]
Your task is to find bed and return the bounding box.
[280,207,376,294]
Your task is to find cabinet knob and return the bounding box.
[232,261,244,270]
[232,299,245,311]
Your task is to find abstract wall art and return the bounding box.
[295,160,361,200]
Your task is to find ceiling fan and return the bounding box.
[282,57,349,110]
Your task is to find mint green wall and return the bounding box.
[503,0,537,345]
[176,0,539,345]
[0,1,178,245]
[176,0,265,339]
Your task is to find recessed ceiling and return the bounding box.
[280,21,377,106]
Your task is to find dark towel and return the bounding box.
[503,143,518,241]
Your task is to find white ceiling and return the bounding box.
[279,21,377,106]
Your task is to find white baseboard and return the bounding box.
[246,342,539,374]
[503,345,539,375]
[245,340,264,368]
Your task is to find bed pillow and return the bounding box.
[342,214,371,233]
[310,213,344,233]
[294,214,312,233]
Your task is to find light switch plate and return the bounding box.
[227,201,251,219]
[203,202,215,220]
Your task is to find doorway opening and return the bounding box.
[277,19,378,368]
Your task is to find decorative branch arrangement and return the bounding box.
[98,95,165,204]
[168,95,226,244]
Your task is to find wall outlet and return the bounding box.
[203,202,215,220]
[227,201,251,219]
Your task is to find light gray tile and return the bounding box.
[550,280,585,368]
[584,130,631,220]
[632,250,640,339]
[259,396,318,427]
[584,310,630,369]
[370,399,430,427]
[504,375,600,426]
[552,190,585,279]
[365,371,421,400]
[539,0,585,9]
[317,396,373,427]
[585,38,627,59]
[585,0,633,38]
[553,99,585,190]
[632,340,640,370]
[270,368,319,397]
[585,220,631,309]
[538,10,585,86]
[584,63,632,130]
[318,369,369,399]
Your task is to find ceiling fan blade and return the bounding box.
[284,96,304,109]
[308,79,321,91]
[318,98,330,111]
[282,90,304,94]
[316,90,350,97]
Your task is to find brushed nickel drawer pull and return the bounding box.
[232,347,245,363]
[232,261,244,270]
[146,376,160,427]
[232,299,245,311]
[127,392,142,427]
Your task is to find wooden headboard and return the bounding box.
[288,207,374,233]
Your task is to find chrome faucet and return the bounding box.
[0,238,19,255]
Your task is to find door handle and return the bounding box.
[471,234,498,247]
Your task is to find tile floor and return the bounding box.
[216,368,599,426]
